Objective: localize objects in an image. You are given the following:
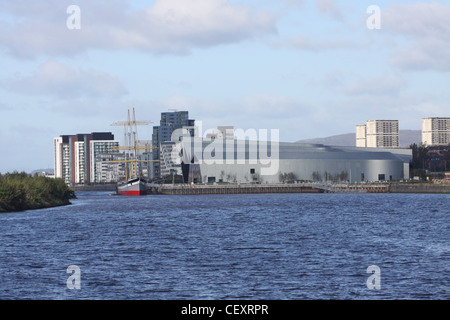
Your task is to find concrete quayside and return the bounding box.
[146,182,450,195]
[71,181,450,195]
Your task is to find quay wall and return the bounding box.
[154,184,323,195]
[389,183,450,194]
[152,183,450,195]
[70,182,450,194]
[72,184,117,191]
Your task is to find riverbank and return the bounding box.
[0,172,76,213]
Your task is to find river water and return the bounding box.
[0,191,448,300]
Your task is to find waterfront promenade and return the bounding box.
[150,183,323,195]
[71,181,450,195]
[150,182,450,195]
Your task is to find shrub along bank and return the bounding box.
[0,172,76,213]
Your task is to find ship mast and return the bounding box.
[110,108,158,181]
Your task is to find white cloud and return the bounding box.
[343,73,406,97]
[5,60,128,98]
[0,102,12,111]
[135,93,315,141]
[383,2,450,71]
[240,94,309,119]
[273,34,353,51]
[0,0,277,58]
[316,0,343,20]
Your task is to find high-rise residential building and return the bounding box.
[151,111,195,179]
[356,120,399,148]
[54,137,63,180]
[355,125,367,147]
[54,132,120,185]
[89,139,122,183]
[422,117,450,146]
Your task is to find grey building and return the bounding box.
[177,138,412,184]
[151,111,195,179]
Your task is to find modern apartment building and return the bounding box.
[89,139,122,183]
[422,117,450,146]
[151,111,195,179]
[54,132,120,185]
[356,120,399,148]
[355,125,367,147]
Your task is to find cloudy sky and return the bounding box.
[0,0,449,173]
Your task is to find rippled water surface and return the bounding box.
[0,192,448,299]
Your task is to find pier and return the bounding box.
[81,181,449,195]
[145,182,397,195]
[148,183,324,195]
[146,183,392,195]
[311,183,389,193]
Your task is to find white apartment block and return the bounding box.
[54,133,122,185]
[356,125,367,147]
[89,140,121,183]
[159,142,182,177]
[356,120,399,148]
[422,117,450,146]
[53,137,63,179]
[74,141,86,184]
[93,153,125,183]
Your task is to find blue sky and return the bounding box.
[0,0,449,173]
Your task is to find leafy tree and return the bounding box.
[311,171,321,182]
[0,172,75,213]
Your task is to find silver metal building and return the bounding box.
[173,138,412,184]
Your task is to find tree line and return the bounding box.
[409,143,450,179]
[0,172,76,213]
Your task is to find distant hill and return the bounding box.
[296,130,421,148]
[296,133,355,146]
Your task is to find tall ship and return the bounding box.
[110,108,156,196]
[117,176,148,196]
